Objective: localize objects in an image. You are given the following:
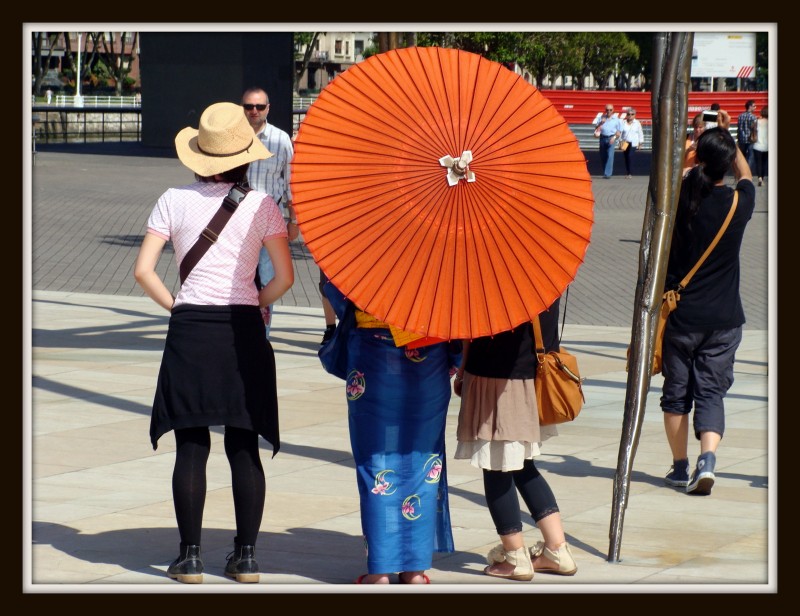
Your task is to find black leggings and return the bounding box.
[754,149,768,178]
[172,426,265,547]
[482,458,559,536]
[623,145,637,175]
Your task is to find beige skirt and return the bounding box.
[454,372,557,471]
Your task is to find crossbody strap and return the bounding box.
[179,183,252,285]
[533,288,570,364]
[678,189,738,290]
[532,314,546,365]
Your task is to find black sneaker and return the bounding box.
[664,459,690,488]
[321,324,336,345]
[687,452,716,495]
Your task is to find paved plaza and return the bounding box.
[25,144,776,595]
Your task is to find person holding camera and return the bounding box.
[594,104,623,179]
[661,125,755,496]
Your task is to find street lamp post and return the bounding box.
[74,33,84,108]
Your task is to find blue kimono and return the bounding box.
[324,282,458,574]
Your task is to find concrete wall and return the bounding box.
[139,32,294,151]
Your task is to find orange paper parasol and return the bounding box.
[292,46,594,341]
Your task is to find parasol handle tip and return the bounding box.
[440,150,475,186]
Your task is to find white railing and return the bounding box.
[46,95,141,107]
[293,96,317,109]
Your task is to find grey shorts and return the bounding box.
[660,325,743,440]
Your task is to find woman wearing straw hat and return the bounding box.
[134,102,294,584]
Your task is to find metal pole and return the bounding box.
[607,32,693,563]
[74,33,84,108]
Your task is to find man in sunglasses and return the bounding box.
[242,87,298,337]
[594,104,623,179]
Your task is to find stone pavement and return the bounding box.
[25,144,776,594]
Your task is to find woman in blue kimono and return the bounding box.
[322,282,460,584]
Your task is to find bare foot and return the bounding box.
[399,570,430,584]
[356,574,391,584]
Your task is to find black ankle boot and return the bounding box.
[225,540,259,583]
[167,544,203,584]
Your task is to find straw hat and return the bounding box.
[175,102,272,176]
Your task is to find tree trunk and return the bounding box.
[294,33,320,95]
[607,32,693,563]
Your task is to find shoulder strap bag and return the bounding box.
[649,189,739,374]
[533,290,585,426]
[179,183,252,285]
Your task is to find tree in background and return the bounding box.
[517,32,582,88]
[294,32,321,95]
[622,33,654,91]
[377,32,416,52]
[31,32,60,96]
[755,31,768,90]
[572,32,640,90]
[61,33,94,95]
[417,31,640,90]
[88,32,139,95]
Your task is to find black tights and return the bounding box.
[623,145,637,175]
[482,459,559,536]
[172,426,265,547]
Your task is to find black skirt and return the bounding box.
[150,304,279,455]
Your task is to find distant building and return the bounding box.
[295,32,375,93]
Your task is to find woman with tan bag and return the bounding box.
[452,297,577,582]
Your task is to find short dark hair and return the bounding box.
[195,163,250,184]
[745,99,755,110]
[242,87,269,104]
[710,102,720,111]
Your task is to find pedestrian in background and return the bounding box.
[683,112,706,176]
[594,103,624,179]
[736,99,758,173]
[619,108,644,179]
[752,106,768,187]
[242,87,298,337]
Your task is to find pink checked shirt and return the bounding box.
[146,181,287,307]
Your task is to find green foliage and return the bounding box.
[294,32,317,49]
[417,31,641,89]
[362,44,378,60]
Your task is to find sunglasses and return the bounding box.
[243,104,268,111]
